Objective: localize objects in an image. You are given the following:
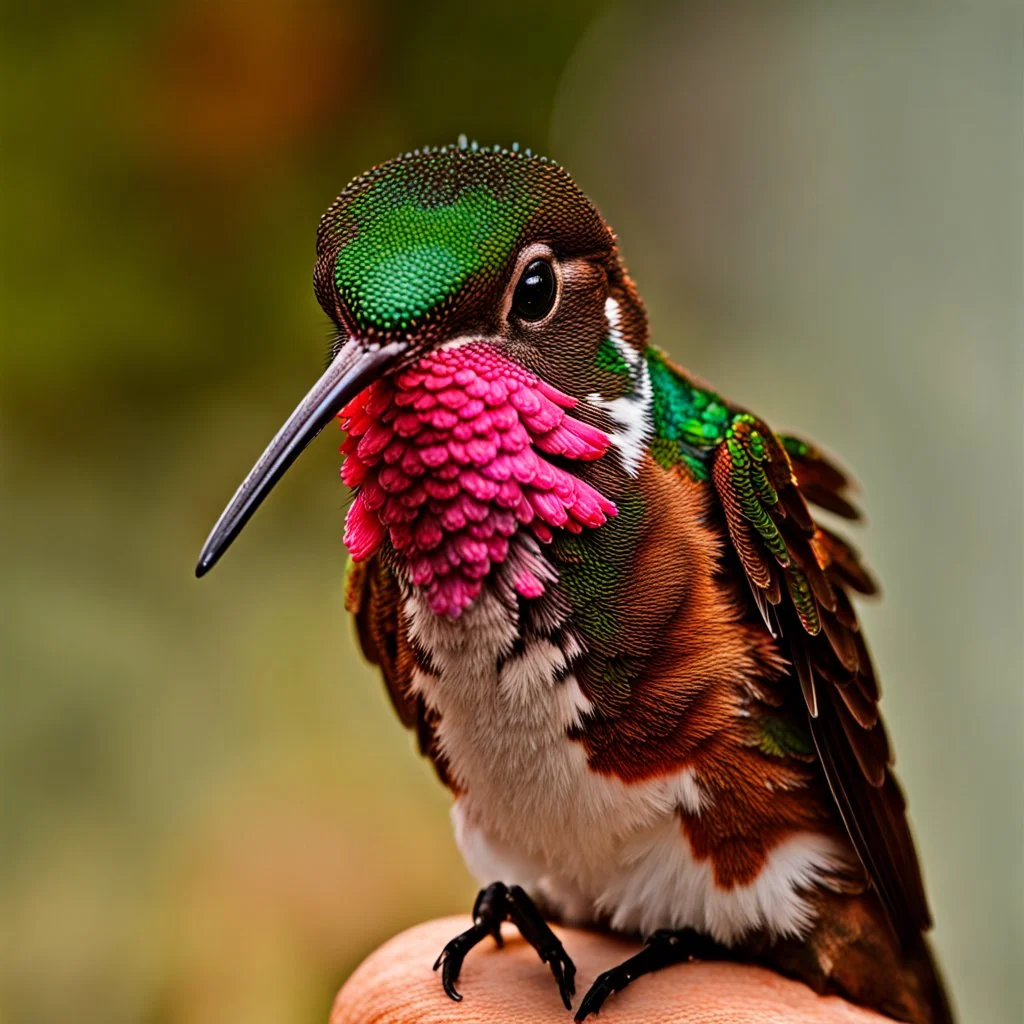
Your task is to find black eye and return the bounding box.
[511,259,556,322]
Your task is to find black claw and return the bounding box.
[432,927,480,1003]
[541,941,576,1008]
[433,944,462,1000]
[574,968,620,1021]
[433,924,491,1001]
[441,974,462,1002]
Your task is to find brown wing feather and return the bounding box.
[345,556,457,788]
[711,418,931,946]
[345,555,417,727]
[780,434,864,521]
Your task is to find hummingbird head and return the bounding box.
[198,141,649,615]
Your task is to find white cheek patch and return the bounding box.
[604,294,623,334]
[588,297,653,478]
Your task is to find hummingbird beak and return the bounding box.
[195,338,406,577]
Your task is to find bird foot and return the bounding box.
[433,882,576,1009]
[574,928,729,1021]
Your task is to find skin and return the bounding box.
[331,918,890,1024]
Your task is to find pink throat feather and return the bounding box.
[339,342,617,617]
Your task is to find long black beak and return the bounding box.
[195,339,405,577]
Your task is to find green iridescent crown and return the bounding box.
[315,138,605,336]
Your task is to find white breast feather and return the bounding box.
[405,555,840,945]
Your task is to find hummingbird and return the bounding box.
[196,139,952,1023]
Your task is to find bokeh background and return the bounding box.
[2,2,1021,1022]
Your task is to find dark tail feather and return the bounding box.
[909,936,956,1024]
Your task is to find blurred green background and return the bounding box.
[2,2,1021,1022]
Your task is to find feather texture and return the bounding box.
[346,554,457,788]
[687,380,931,944]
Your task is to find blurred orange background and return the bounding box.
[2,3,1020,1022]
